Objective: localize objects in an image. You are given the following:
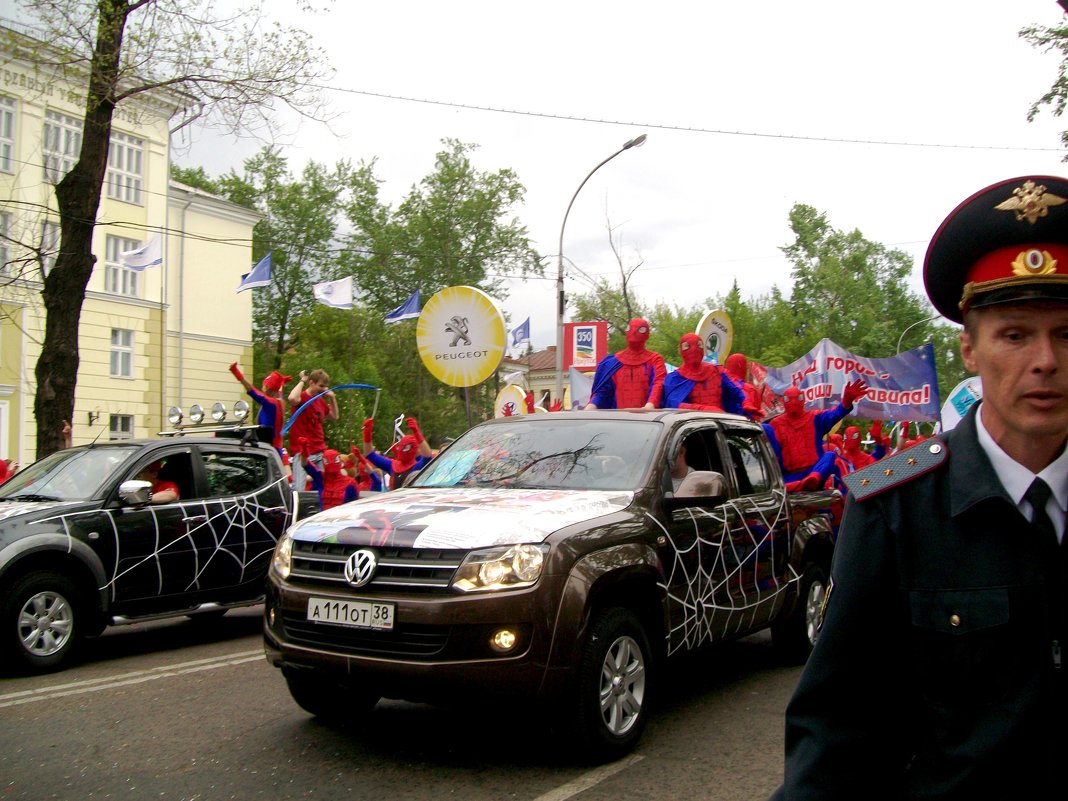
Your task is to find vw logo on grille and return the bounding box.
[344,549,377,587]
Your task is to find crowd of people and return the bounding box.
[581,312,931,493]
[228,362,433,510]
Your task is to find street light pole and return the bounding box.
[896,314,940,353]
[555,134,648,404]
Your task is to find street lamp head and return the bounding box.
[624,134,648,150]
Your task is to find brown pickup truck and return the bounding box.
[264,409,841,761]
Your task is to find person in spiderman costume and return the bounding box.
[228,363,290,454]
[841,420,889,471]
[663,333,747,414]
[297,439,359,510]
[586,318,667,410]
[763,379,869,491]
[724,352,765,421]
[362,416,433,489]
[346,446,383,493]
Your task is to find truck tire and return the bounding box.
[284,670,379,724]
[564,607,652,763]
[771,563,828,664]
[3,570,84,674]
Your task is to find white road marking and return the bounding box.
[0,649,264,708]
[530,754,644,801]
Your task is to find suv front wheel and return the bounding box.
[3,570,84,673]
[565,607,651,762]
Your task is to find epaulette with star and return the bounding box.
[843,439,949,501]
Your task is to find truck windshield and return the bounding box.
[0,446,141,501]
[411,419,660,491]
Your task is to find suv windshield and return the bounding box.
[0,446,140,501]
[411,419,661,491]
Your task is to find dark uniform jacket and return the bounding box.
[774,403,1066,800]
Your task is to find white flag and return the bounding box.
[313,276,354,309]
[120,234,163,271]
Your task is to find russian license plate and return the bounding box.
[307,597,395,630]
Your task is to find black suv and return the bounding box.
[0,426,315,673]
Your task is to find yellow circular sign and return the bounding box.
[696,309,734,363]
[416,286,506,387]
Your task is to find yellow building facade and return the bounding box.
[0,27,258,465]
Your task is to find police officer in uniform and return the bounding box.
[771,176,1068,799]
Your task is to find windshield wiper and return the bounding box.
[6,493,62,502]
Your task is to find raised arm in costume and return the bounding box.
[229,363,289,453]
[362,416,432,489]
[762,379,868,491]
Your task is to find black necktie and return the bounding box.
[1025,478,1058,547]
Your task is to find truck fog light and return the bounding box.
[268,606,276,626]
[490,629,517,652]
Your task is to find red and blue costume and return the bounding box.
[724,353,765,421]
[587,318,667,410]
[363,417,431,490]
[663,333,746,413]
[229,364,290,453]
[303,448,359,510]
[763,381,867,491]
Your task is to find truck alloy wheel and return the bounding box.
[4,570,82,672]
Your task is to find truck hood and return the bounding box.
[0,498,99,539]
[288,486,635,549]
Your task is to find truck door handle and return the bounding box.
[183,515,207,524]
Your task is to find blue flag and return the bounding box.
[385,288,420,324]
[510,317,531,347]
[236,252,272,293]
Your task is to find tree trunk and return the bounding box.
[33,0,127,459]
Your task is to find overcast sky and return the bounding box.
[173,1,1068,354]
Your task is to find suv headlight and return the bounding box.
[272,532,294,579]
[452,544,549,593]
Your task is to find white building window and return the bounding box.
[0,96,15,174]
[109,414,133,440]
[105,234,140,297]
[0,211,10,276]
[43,110,81,183]
[40,220,60,276]
[106,132,144,205]
[110,328,133,378]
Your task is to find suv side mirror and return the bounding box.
[119,479,153,506]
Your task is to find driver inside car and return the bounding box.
[136,460,179,504]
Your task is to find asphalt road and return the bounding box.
[0,607,801,801]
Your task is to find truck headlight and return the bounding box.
[272,533,294,579]
[452,544,549,592]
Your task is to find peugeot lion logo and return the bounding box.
[344,549,377,587]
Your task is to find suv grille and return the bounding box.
[279,613,449,658]
[290,541,465,593]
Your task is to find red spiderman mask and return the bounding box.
[679,333,704,368]
[391,435,419,474]
[843,426,862,454]
[625,318,650,350]
[783,386,806,419]
[323,449,343,474]
[725,353,747,382]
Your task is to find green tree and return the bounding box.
[341,139,543,314]
[782,203,929,357]
[9,0,330,457]
[1021,15,1068,152]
